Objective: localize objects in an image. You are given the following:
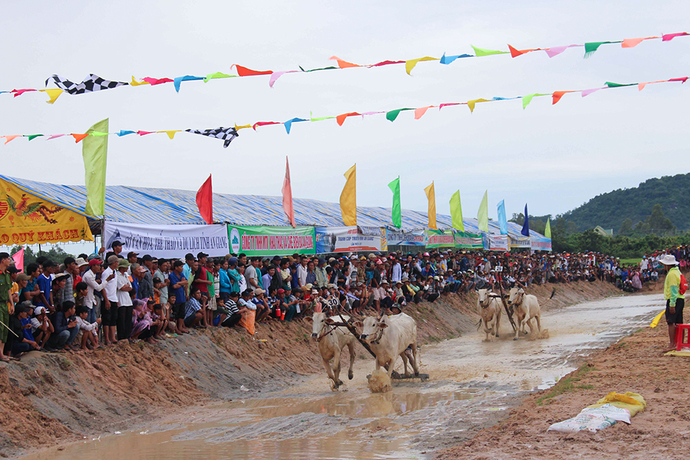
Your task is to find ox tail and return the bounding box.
[549,287,556,299]
[476,318,482,331]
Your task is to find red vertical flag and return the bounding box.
[196,174,213,224]
[282,156,296,227]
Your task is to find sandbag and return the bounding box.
[548,404,630,433]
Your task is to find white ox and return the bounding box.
[356,313,419,378]
[477,288,502,341]
[508,287,542,340]
[307,312,357,389]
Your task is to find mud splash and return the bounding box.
[23,294,663,459]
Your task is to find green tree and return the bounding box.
[619,218,633,236]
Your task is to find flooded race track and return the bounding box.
[26,293,664,460]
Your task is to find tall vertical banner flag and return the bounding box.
[449,190,464,231]
[497,200,508,235]
[196,174,213,225]
[82,118,109,216]
[521,203,530,237]
[340,164,357,226]
[545,218,552,238]
[282,156,295,227]
[424,182,437,230]
[12,248,24,272]
[388,177,401,228]
[477,190,489,233]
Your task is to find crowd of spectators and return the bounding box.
[0,241,684,361]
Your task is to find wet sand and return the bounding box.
[22,293,663,459]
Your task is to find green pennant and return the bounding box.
[385,108,413,122]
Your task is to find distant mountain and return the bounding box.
[560,173,690,235]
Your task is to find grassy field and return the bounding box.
[619,257,642,266]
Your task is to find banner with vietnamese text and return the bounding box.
[228,225,315,257]
[315,226,381,253]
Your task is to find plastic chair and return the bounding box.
[675,324,690,351]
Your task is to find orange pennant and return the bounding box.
[336,112,361,126]
[508,45,539,58]
[621,36,657,48]
[329,56,361,69]
[3,135,20,145]
[235,65,273,77]
[552,91,572,105]
[414,106,434,119]
[71,133,89,143]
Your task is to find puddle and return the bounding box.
[24,293,664,460]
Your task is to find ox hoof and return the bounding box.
[338,380,344,386]
[348,371,354,380]
[495,334,500,338]
[513,337,518,341]
[414,372,420,377]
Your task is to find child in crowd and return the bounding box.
[184,287,205,328]
[151,304,167,338]
[164,293,178,334]
[75,305,100,350]
[31,306,53,349]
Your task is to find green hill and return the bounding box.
[560,173,690,235]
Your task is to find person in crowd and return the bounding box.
[49,301,80,351]
[31,306,53,350]
[184,287,205,329]
[116,259,134,341]
[169,261,189,334]
[75,305,100,350]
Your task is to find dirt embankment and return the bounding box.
[436,324,687,460]
[0,280,624,457]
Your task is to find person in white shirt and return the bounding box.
[101,255,120,345]
[82,259,111,324]
[296,257,309,288]
[116,259,134,341]
[391,258,402,283]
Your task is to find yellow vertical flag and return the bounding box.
[340,164,357,226]
[82,118,109,216]
[450,190,464,231]
[545,218,552,238]
[477,190,489,233]
[424,181,437,230]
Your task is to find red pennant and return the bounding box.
[669,77,689,84]
[252,121,281,130]
[195,174,213,225]
[71,133,89,143]
[235,65,273,77]
[370,60,405,67]
[336,112,361,126]
[11,89,37,97]
[552,91,572,105]
[508,45,539,58]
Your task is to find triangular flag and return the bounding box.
[471,46,509,57]
[414,106,434,119]
[329,56,361,69]
[424,182,437,230]
[388,177,401,229]
[130,76,150,86]
[26,134,44,141]
[386,108,413,122]
[282,157,295,227]
[552,90,571,105]
[196,174,213,225]
[477,191,489,233]
[71,133,89,143]
[340,164,357,226]
[404,56,438,75]
[3,135,20,144]
[40,88,63,104]
[467,98,490,113]
[449,191,464,232]
[235,65,272,77]
[336,112,361,126]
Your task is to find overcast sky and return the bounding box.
[1,0,688,226]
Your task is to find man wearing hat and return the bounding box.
[661,254,685,350]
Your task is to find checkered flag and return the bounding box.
[45,74,129,95]
[185,127,239,148]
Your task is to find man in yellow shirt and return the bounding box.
[661,254,684,349]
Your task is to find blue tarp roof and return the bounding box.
[0,175,544,239]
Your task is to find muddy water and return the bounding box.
[25,293,664,460]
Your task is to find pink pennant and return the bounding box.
[662,32,689,41]
[414,106,434,119]
[142,77,174,86]
[439,103,460,110]
[360,111,383,116]
[545,46,568,58]
[47,134,66,140]
[268,71,297,88]
[11,89,37,97]
[669,77,689,84]
[137,131,155,136]
[3,135,20,144]
[581,87,604,97]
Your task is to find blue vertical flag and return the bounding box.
[521,203,530,236]
[497,200,508,235]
